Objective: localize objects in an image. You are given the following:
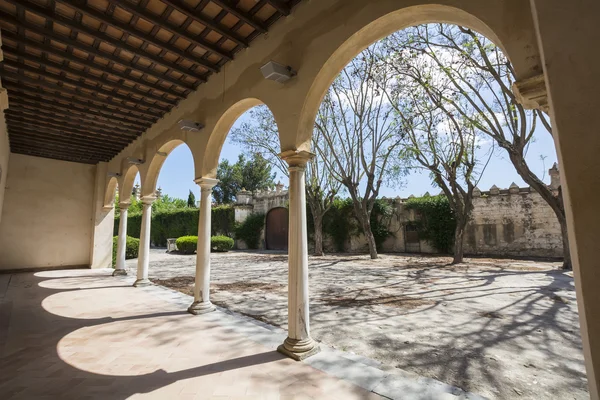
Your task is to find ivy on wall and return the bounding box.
[404,195,456,253]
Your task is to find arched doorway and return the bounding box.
[265,207,288,250]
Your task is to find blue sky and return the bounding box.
[155,109,558,200]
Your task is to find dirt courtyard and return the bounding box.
[128,249,588,400]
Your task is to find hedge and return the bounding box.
[115,206,235,247]
[112,236,140,267]
[176,236,197,254]
[211,235,234,252]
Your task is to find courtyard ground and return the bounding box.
[129,249,588,400]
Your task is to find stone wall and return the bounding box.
[234,166,563,259]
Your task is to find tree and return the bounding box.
[380,24,571,269]
[213,153,276,204]
[230,105,342,256]
[313,44,407,259]
[187,190,196,208]
[383,77,490,263]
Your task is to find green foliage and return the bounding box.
[152,194,187,214]
[405,195,456,253]
[176,236,198,254]
[114,206,235,247]
[214,153,276,204]
[370,200,395,252]
[211,235,234,252]
[187,190,196,208]
[322,198,358,252]
[112,236,140,267]
[235,213,265,249]
[212,205,236,237]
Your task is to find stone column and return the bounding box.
[529,1,600,398]
[188,178,218,315]
[133,195,156,287]
[113,202,130,276]
[277,150,320,360]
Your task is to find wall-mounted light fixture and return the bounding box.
[127,157,145,165]
[260,60,296,83]
[178,119,204,132]
[107,172,122,177]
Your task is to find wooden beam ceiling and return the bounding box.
[0,0,302,164]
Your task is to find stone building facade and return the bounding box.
[234,165,563,259]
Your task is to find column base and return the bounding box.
[112,269,128,277]
[188,301,216,315]
[277,337,320,361]
[133,279,153,287]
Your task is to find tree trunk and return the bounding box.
[452,217,467,264]
[358,212,378,259]
[507,151,571,270]
[313,212,324,256]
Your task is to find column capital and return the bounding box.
[118,201,131,210]
[194,177,219,190]
[279,150,315,168]
[512,74,549,113]
[140,195,157,205]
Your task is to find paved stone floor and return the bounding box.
[137,250,588,400]
[0,269,388,399]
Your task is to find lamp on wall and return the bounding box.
[178,119,204,132]
[126,157,145,165]
[107,172,122,177]
[260,60,296,83]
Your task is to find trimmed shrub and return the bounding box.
[112,236,140,267]
[176,236,198,254]
[235,213,265,249]
[211,235,234,252]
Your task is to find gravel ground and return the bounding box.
[126,249,588,400]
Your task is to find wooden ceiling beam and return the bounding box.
[9,130,119,155]
[6,91,153,128]
[9,136,113,160]
[102,0,233,61]
[9,101,141,135]
[2,47,179,105]
[55,0,226,70]
[0,10,200,90]
[9,146,102,164]
[6,115,138,143]
[0,69,162,119]
[0,30,188,98]
[265,0,291,16]
[2,59,174,111]
[209,0,267,33]
[160,0,248,47]
[6,0,212,78]
[6,108,139,140]
[7,123,128,151]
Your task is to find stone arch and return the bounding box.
[143,139,195,197]
[103,177,119,208]
[296,3,532,151]
[120,165,141,204]
[201,98,281,178]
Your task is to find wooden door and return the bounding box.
[265,207,288,250]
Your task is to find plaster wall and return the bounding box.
[0,154,95,270]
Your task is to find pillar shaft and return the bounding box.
[113,203,129,276]
[277,150,319,360]
[188,179,218,315]
[134,196,155,287]
[530,1,600,398]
